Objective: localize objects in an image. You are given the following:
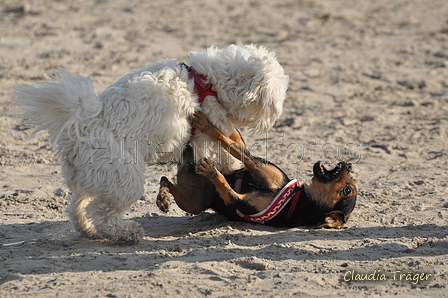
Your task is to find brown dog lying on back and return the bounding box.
[157,112,357,228]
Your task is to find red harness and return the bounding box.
[182,63,217,136]
[236,178,302,224]
[182,63,217,105]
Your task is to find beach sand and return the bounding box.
[1,0,448,296]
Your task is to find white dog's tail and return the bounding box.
[15,68,102,150]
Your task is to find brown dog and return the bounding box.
[157,112,357,228]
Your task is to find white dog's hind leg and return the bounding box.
[67,192,99,239]
[86,198,143,242]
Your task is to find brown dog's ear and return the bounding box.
[315,211,347,229]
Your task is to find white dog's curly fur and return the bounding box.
[15,44,288,242]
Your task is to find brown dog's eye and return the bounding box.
[342,186,352,196]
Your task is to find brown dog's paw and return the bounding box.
[191,111,213,132]
[195,158,218,178]
[156,176,172,213]
[315,211,346,229]
[156,190,171,213]
[157,188,172,213]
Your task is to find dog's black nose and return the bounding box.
[347,163,352,171]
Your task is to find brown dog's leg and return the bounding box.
[157,175,214,215]
[191,112,285,189]
[228,128,246,148]
[195,158,273,212]
[195,159,245,206]
[191,112,256,166]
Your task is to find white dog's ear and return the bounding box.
[187,45,289,133]
[228,47,289,133]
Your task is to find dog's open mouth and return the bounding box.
[313,161,351,182]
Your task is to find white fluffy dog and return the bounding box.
[15,44,288,242]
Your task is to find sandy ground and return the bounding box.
[1,0,448,297]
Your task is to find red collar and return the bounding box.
[286,186,302,224]
[181,63,217,105]
[243,179,302,224]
